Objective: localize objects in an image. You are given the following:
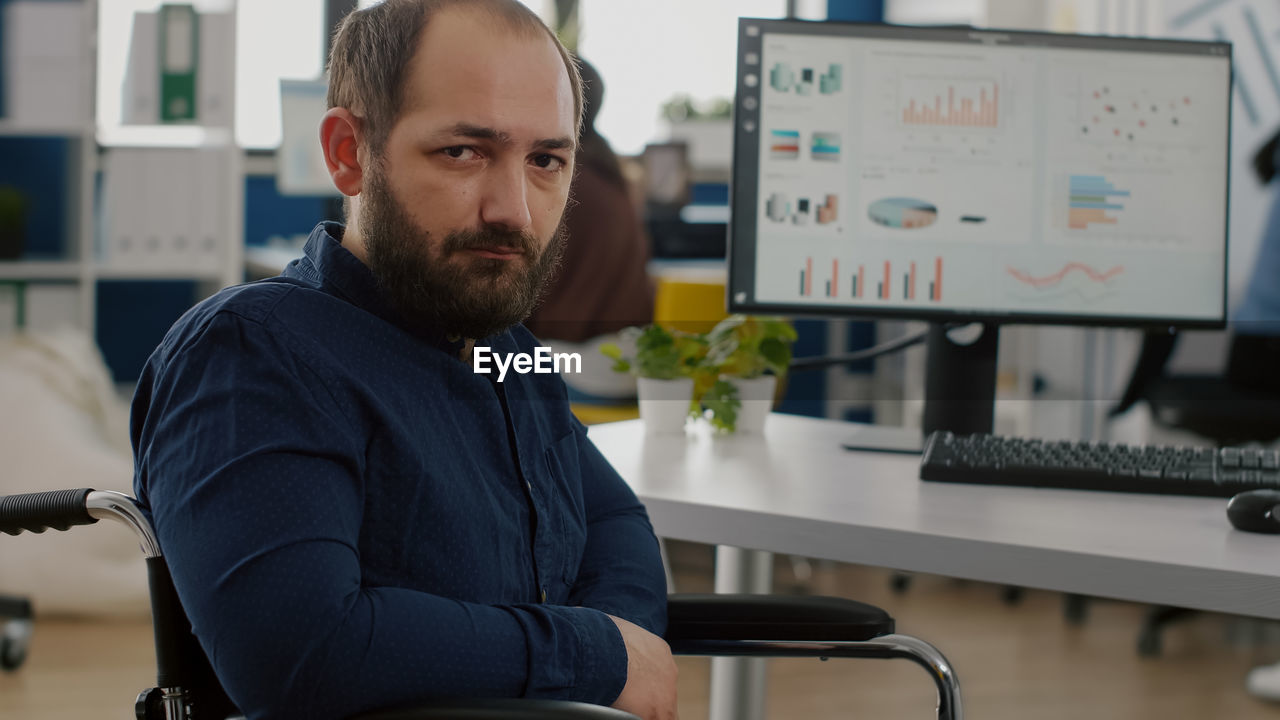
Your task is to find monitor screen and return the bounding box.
[728,20,1232,328]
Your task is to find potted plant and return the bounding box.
[0,186,29,261]
[702,315,798,433]
[601,324,708,433]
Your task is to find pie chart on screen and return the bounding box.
[868,198,938,229]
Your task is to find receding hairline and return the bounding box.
[397,3,576,120]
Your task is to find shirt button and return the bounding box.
[526,481,532,491]
[540,587,548,603]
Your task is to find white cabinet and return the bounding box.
[0,0,243,345]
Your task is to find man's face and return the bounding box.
[358,7,576,340]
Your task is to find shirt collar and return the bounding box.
[283,221,470,356]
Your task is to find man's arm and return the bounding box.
[133,311,628,720]
[564,419,668,634]
[560,419,676,719]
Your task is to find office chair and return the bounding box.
[0,488,962,720]
[1112,331,1280,447]
[1108,330,1280,656]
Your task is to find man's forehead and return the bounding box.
[400,6,575,137]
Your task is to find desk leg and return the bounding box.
[710,546,773,720]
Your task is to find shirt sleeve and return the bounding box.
[131,310,627,720]
[566,417,669,636]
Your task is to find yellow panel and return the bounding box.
[571,402,640,425]
[653,279,727,335]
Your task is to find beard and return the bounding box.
[359,165,566,341]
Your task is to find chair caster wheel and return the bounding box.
[1000,586,1024,605]
[890,573,912,594]
[1137,631,1161,658]
[1063,594,1089,625]
[0,623,30,672]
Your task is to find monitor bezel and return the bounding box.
[727,18,1233,330]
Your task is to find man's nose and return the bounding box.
[479,161,533,233]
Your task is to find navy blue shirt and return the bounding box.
[130,222,667,720]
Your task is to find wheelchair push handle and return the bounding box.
[0,488,98,536]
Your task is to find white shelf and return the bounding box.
[0,122,93,138]
[4,0,246,344]
[98,125,234,149]
[0,261,84,281]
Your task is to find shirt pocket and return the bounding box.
[544,431,588,587]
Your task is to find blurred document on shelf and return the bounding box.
[122,7,233,127]
[100,147,229,274]
[159,4,197,122]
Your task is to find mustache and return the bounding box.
[441,228,538,258]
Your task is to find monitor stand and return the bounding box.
[841,323,1000,455]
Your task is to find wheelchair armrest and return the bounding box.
[350,698,638,719]
[0,489,97,536]
[665,593,894,648]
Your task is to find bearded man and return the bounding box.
[129,2,675,719]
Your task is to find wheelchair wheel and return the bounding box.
[1,619,32,671]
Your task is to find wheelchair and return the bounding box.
[0,488,962,719]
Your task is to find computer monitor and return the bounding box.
[727,18,1233,441]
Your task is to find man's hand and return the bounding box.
[607,614,679,720]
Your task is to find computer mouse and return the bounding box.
[1226,490,1280,534]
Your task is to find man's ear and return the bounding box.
[320,108,365,197]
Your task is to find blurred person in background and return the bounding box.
[525,58,654,343]
[525,59,655,403]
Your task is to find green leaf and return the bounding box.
[759,337,791,376]
[702,379,741,432]
[761,318,798,341]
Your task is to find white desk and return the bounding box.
[589,414,1280,619]
[588,414,1280,719]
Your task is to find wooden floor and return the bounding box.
[3,540,1279,719]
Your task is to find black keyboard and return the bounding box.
[920,432,1280,497]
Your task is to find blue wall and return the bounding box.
[243,175,333,247]
[96,280,198,381]
[0,137,71,258]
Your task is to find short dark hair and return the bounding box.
[326,0,584,156]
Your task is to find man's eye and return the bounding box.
[442,146,476,160]
[532,154,565,171]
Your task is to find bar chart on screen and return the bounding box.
[1050,168,1219,247]
[1067,175,1129,230]
[794,256,944,303]
[899,75,1001,129]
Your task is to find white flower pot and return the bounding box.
[726,375,777,434]
[636,377,695,434]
